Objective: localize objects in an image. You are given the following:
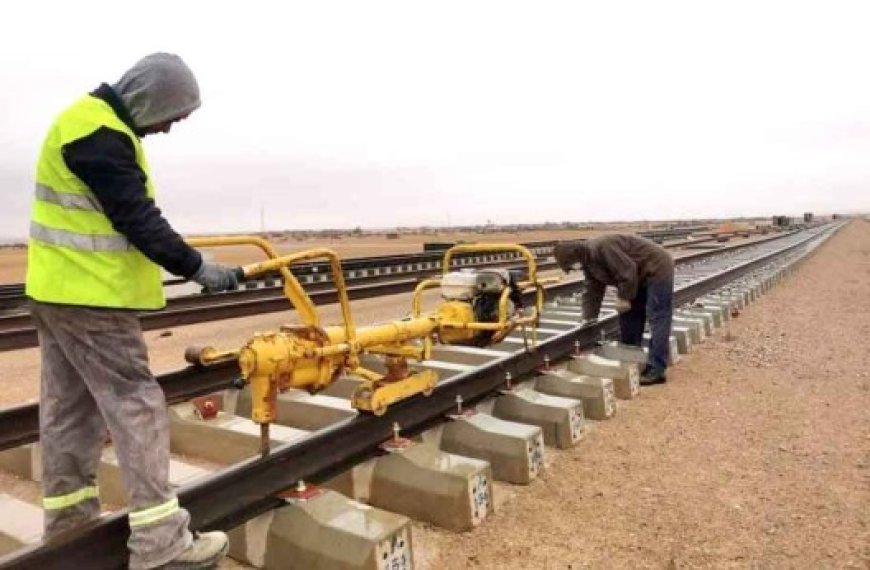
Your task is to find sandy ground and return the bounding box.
[414,219,870,569]
[0,248,28,284]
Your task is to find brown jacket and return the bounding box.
[554,234,674,319]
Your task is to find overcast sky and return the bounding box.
[2,1,869,238]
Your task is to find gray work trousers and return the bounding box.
[32,302,192,569]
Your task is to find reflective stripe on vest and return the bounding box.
[35,182,104,212]
[128,497,180,528]
[30,221,131,252]
[43,486,99,510]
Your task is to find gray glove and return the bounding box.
[614,298,631,314]
[191,262,240,292]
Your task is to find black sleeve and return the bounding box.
[61,126,203,278]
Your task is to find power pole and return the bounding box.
[260,202,265,233]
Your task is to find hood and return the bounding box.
[553,239,589,270]
[112,53,201,130]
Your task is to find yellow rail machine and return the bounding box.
[185,237,549,455]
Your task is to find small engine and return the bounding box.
[439,269,524,346]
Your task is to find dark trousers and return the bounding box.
[618,277,674,374]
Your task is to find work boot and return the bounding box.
[639,368,667,386]
[160,531,229,569]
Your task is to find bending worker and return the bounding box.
[25,54,238,569]
[553,234,674,385]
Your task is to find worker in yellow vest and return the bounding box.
[26,53,235,569]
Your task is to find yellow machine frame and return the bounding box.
[185,237,548,455]
[411,243,545,351]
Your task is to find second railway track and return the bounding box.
[0,232,793,352]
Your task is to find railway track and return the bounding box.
[0,235,715,311]
[0,232,786,352]
[0,225,718,307]
[0,222,840,569]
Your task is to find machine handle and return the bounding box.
[233,249,357,349]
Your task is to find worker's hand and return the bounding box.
[552,242,577,273]
[192,262,240,292]
[614,298,631,314]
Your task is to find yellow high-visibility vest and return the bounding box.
[25,94,165,309]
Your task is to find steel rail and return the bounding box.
[0,233,788,352]
[0,225,837,570]
[0,361,241,453]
